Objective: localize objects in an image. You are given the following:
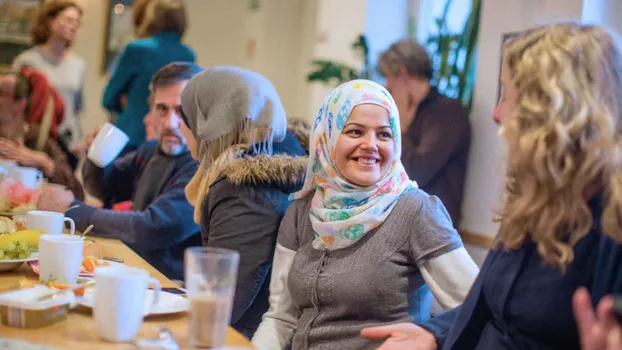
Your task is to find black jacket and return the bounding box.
[421,194,622,349]
[200,131,307,338]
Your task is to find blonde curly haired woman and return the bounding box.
[362,22,622,350]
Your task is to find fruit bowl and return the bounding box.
[0,251,38,272]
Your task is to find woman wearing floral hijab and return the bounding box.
[252,80,478,349]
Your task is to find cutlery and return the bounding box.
[79,225,94,238]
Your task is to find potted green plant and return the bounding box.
[426,0,481,112]
[306,34,370,86]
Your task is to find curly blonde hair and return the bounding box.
[498,22,622,269]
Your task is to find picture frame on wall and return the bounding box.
[0,0,43,67]
[101,0,135,74]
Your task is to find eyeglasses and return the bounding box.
[57,15,81,28]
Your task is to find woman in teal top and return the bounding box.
[102,0,195,150]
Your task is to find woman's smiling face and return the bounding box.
[333,104,396,187]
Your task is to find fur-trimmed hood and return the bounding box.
[186,119,310,223]
[218,154,307,190]
[215,119,310,191]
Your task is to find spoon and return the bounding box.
[79,225,94,238]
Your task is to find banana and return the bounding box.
[0,230,46,249]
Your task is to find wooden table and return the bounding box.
[0,237,254,349]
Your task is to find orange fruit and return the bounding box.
[82,256,99,272]
[49,282,71,289]
[48,282,85,296]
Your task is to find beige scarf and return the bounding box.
[185,144,247,224]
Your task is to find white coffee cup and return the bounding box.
[11,167,44,189]
[94,266,161,343]
[27,210,75,235]
[87,122,130,168]
[0,159,17,168]
[38,234,84,284]
[0,160,17,182]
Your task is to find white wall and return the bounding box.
[582,0,622,35]
[364,0,409,83]
[459,0,584,239]
[304,0,368,122]
[71,0,108,134]
[70,0,310,134]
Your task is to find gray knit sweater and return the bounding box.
[274,187,463,349]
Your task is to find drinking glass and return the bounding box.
[185,247,239,348]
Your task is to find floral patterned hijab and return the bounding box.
[293,79,416,250]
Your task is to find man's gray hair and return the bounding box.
[378,39,433,80]
[149,61,203,93]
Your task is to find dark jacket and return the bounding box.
[402,88,470,226]
[102,32,195,148]
[67,140,202,280]
[200,131,307,339]
[421,194,622,349]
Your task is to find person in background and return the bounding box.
[18,67,65,142]
[107,0,153,73]
[0,71,83,200]
[378,40,470,226]
[178,67,308,338]
[13,0,86,170]
[102,0,194,152]
[37,62,203,281]
[362,23,622,350]
[252,79,478,350]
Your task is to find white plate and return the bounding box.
[0,251,39,272]
[78,260,124,277]
[79,288,189,316]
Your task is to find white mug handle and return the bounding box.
[64,218,75,235]
[144,277,161,315]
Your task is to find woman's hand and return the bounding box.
[70,140,86,158]
[38,184,75,213]
[573,287,622,350]
[84,126,102,151]
[361,323,438,350]
[0,139,54,176]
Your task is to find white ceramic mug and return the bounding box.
[0,160,17,182]
[0,159,17,169]
[11,167,44,189]
[87,122,130,168]
[27,210,75,235]
[94,266,161,343]
[38,234,84,284]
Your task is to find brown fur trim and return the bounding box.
[287,119,310,154]
[219,155,308,187]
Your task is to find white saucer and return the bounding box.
[79,288,189,316]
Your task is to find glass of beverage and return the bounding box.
[12,215,27,231]
[185,247,239,348]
